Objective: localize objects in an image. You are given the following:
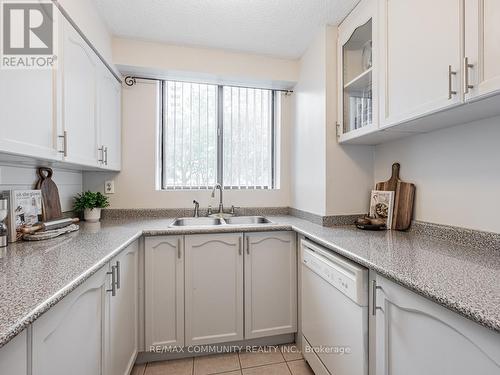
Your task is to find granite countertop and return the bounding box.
[0,215,499,348]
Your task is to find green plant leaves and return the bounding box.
[73,191,110,212]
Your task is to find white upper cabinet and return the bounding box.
[185,233,244,346]
[244,232,297,339]
[373,274,500,375]
[464,0,500,101]
[338,0,379,142]
[98,65,122,171]
[145,236,184,348]
[0,8,121,169]
[0,66,59,160]
[60,17,99,167]
[378,0,463,129]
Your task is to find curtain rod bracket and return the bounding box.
[124,76,137,86]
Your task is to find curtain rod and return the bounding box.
[52,0,122,84]
[124,76,293,94]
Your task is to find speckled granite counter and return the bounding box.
[1,215,499,348]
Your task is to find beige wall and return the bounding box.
[324,27,374,216]
[291,28,328,215]
[83,79,292,209]
[374,116,500,233]
[112,37,299,89]
[291,26,374,216]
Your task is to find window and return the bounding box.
[160,80,277,190]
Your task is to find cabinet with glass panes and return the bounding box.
[337,0,378,143]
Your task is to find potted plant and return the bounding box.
[73,191,109,222]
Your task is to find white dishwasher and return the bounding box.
[301,239,368,375]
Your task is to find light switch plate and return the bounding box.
[105,180,115,194]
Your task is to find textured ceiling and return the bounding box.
[94,0,359,59]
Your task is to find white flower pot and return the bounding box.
[84,208,101,223]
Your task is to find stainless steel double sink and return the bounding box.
[170,216,272,227]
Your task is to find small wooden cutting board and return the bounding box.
[35,167,63,221]
[375,163,415,231]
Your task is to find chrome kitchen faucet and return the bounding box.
[211,183,224,214]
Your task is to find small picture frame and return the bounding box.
[369,190,395,229]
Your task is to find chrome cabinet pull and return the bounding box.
[177,238,182,259]
[448,65,457,99]
[106,266,116,296]
[115,261,120,289]
[58,131,68,157]
[464,57,474,94]
[104,146,108,165]
[98,146,104,163]
[372,280,377,315]
[238,237,242,255]
[246,236,250,255]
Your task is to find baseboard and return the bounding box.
[135,333,295,364]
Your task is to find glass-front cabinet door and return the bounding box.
[337,0,378,143]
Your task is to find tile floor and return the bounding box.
[131,344,314,375]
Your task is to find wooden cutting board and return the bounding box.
[35,167,63,221]
[375,163,415,231]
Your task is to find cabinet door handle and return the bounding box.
[372,280,377,315]
[58,131,68,157]
[177,238,182,259]
[115,261,120,289]
[448,65,457,99]
[464,57,474,94]
[104,146,108,165]
[106,266,116,296]
[246,236,250,255]
[238,237,242,255]
[98,146,104,163]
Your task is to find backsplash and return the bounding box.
[374,116,500,234]
[0,163,82,212]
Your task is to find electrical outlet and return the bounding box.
[105,180,115,194]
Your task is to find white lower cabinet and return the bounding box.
[185,233,244,345]
[373,274,500,375]
[146,231,298,348]
[32,267,108,375]
[107,241,139,375]
[145,236,184,348]
[244,231,297,339]
[31,241,138,375]
[0,330,27,375]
